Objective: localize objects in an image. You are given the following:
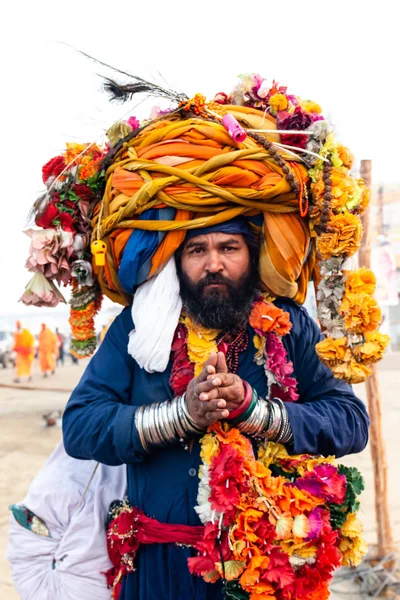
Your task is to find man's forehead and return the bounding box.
[184,232,244,246]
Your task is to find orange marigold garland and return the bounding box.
[308,132,387,383]
[188,423,367,599]
[69,278,103,358]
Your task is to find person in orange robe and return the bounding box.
[38,324,59,378]
[13,321,35,383]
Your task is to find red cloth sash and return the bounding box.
[105,507,205,599]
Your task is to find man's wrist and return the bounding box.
[226,380,253,422]
[228,385,294,444]
[134,395,205,453]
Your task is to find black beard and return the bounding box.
[178,269,259,330]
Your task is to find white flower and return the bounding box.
[257,80,271,99]
[194,464,219,525]
[19,270,66,307]
[71,260,94,286]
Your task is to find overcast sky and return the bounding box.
[1,0,399,318]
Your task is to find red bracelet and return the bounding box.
[226,380,252,421]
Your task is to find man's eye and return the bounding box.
[222,246,236,252]
[190,247,205,254]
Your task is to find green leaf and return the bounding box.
[67,191,79,202]
[225,580,250,599]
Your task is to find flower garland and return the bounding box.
[22,72,388,376]
[213,73,388,383]
[104,296,366,599]
[170,296,298,405]
[21,118,142,356]
[173,295,366,598]
[190,423,366,600]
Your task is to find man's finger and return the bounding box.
[204,408,229,421]
[196,352,218,383]
[216,351,228,373]
[210,372,235,388]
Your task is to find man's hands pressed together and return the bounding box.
[185,352,245,429]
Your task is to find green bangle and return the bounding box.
[230,387,258,425]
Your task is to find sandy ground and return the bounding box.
[1,354,399,599]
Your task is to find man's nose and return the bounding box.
[205,250,223,273]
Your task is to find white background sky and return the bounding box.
[1,0,399,322]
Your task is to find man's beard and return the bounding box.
[177,268,259,330]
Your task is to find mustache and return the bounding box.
[196,273,233,291]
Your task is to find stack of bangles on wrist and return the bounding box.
[134,395,204,453]
[135,384,293,453]
[227,381,293,444]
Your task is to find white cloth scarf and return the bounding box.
[8,443,126,600]
[128,256,182,372]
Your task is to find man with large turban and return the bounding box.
[18,72,377,599]
[61,81,371,600]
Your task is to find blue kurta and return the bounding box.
[63,300,369,600]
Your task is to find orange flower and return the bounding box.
[353,331,390,363]
[306,583,331,600]
[331,360,372,384]
[337,145,354,170]
[339,513,368,567]
[300,99,322,114]
[249,302,292,336]
[65,142,89,163]
[269,93,288,113]
[344,268,376,295]
[315,337,348,366]
[355,178,370,215]
[212,422,254,456]
[239,555,270,588]
[236,508,264,543]
[316,213,362,259]
[79,157,100,180]
[311,168,359,214]
[248,582,276,599]
[278,485,322,516]
[340,292,381,333]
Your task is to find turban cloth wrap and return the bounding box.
[92,105,314,304]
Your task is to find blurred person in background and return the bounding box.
[12,321,35,383]
[38,324,59,378]
[56,328,65,366]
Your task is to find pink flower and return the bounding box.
[307,508,324,539]
[19,271,66,307]
[277,107,313,149]
[127,116,140,129]
[25,229,74,286]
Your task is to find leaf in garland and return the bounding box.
[68,191,80,202]
[293,514,310,538]
[274,512,294,539]
[329,503,348,530]
[339,465,365,496]
[203,569,220,583]
[225,580,250,599]
[216,560,246,581]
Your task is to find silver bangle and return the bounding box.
[180,394,204,434]
[265,399,282,440]
[272,398,293,444]
[134,395,206,453]
[234,391,293,445]
[237,397,270,437]
[134,405,150,453]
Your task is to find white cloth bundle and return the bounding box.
[128,256,182,372]
[8,442,126,600]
